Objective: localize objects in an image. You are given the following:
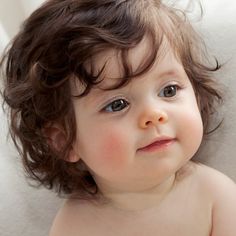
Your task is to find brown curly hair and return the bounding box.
[0,0,222,199]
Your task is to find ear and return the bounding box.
[68,148,80,163]
[42,124,80,163]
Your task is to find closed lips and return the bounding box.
[138,138,176,152]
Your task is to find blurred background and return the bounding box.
[0,0,236,236]
[0,0,45,53]
[0,1,63,236]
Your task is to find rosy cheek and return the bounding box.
[99,132,127,166]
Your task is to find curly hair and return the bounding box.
[0,0,222,199]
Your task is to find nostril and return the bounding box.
[140,111,168,129]
[145,116,165,127]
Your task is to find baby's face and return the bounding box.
[71,39,203,195]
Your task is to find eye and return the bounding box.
[103,99,129,112]
[159,84,179,98]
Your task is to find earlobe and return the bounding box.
[68,148,80,163]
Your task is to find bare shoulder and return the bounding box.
[190,162,236,236]
[191,162,236,189]
[189,162,236,200]
[49,198,96,236]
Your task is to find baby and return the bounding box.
[1,0,236,235]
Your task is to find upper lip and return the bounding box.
[138,136,175,150]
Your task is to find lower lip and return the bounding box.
[138,139,176,152]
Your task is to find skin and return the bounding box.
[49,39,236,236]
[71,38,203,200]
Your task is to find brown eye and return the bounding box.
[159,85,179,97]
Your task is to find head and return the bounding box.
[1,0,222,198]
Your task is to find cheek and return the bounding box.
[98,131,129,165]
[183,94,203,140]
[101,133,123,155]
[179,107,203,152]
[185,114,203,137]
[79,126,131,172]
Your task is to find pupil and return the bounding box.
[164,86,176,97]
[112,100,125,111]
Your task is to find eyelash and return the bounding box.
[158,84,181,98]
[103,98,130,113]
[102,83,182,113]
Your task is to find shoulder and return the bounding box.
[189,162,236,236]
[192,162,236,197]
[49,198,95,236]
[188,162,236,200]
[189,162,235,185]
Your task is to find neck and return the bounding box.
[102,174,177,213]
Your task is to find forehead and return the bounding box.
[92,37,152,79]
[71,36,184,96]
[89,37,182,85]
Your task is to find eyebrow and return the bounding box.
[80,86,113,106]
[156,66,188,82]
[157,67,184,77]
[80,66,187,105]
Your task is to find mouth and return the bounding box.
[138,137,176,152]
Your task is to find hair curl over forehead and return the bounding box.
[0,0,222,198]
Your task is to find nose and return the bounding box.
[138,107,168,129]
